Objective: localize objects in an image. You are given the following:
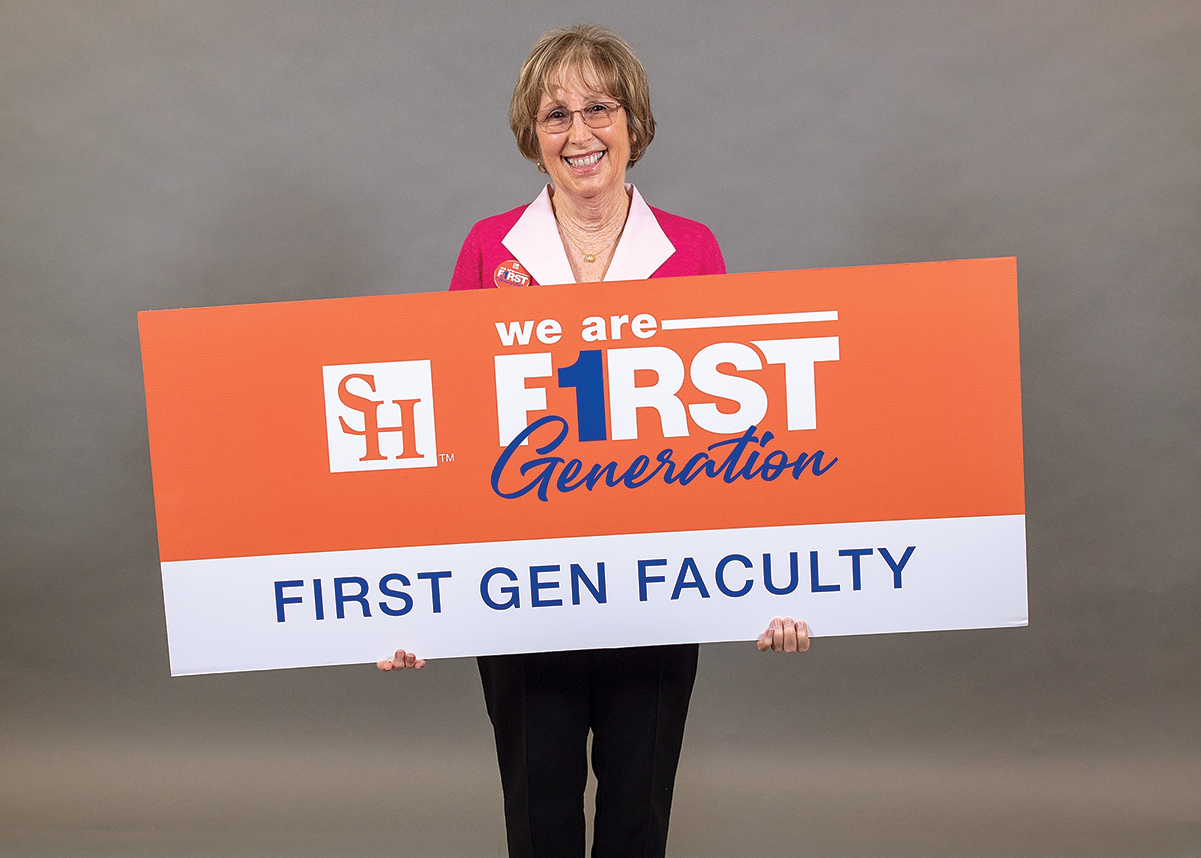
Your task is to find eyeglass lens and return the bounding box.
[540,103,620,132]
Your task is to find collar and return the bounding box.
[502,184,676,285]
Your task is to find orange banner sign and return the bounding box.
[140,258,1026,675]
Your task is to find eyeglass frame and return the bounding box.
[535,101,624,133]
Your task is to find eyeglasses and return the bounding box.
[536,102,623,133]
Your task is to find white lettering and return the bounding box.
[580,316,607,342]
[752,337,840,430]
[687,342,768,434]
[495,320,535,347]
[494,353,552,445]
[630,313,658,339]
[607,346,689,441]
[536,319,562,344]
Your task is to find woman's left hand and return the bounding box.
[756,617,810,653]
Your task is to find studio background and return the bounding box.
[2,2,1198,856]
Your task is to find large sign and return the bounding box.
[139,258,1026,675]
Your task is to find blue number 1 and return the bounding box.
[557,349,607,442]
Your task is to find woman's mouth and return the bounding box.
[565,151,604,168]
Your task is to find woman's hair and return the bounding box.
[510,24,655,169]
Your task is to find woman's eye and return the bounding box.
[547,109,568,120]
[585,104,608,114]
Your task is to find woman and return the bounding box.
[380,24,810,858]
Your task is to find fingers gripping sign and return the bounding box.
[756,617,810,654]
[377,649,426,671]
[380,619,808,670]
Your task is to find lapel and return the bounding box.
[605,186,676,282]
[502,185,676,285]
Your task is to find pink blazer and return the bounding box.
[449,185,725,290]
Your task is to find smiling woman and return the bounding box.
[447,24,726,292]
[385,24,810,858]
[535,80,631,243]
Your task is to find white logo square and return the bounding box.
[323,361,437,473]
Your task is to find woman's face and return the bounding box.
[535,70,632,204]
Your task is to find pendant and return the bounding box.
[584,253,597,263]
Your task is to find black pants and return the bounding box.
[477,644,699,858]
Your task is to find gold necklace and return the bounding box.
[556,204,627,266]
[561,228,612,265]
[552,193,629,264]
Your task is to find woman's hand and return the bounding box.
[756,617,810,654]
[377,649,426,671]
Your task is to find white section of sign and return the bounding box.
[160,515,1027,676]
[322,361,437,472]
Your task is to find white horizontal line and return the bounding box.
[660,310,838,330]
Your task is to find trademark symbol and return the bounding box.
[439,452,455,463]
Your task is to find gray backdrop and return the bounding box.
[2,2,1199,856]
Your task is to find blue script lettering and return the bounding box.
[491,416,837,502]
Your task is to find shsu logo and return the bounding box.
[323,361,437,473]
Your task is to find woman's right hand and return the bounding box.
[377,649,426,671]
[755,617,810,654]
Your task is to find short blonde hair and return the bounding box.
[510,24,655,169]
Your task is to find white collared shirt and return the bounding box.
[501,184,676,285]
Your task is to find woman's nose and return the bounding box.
[567,111,593,143]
